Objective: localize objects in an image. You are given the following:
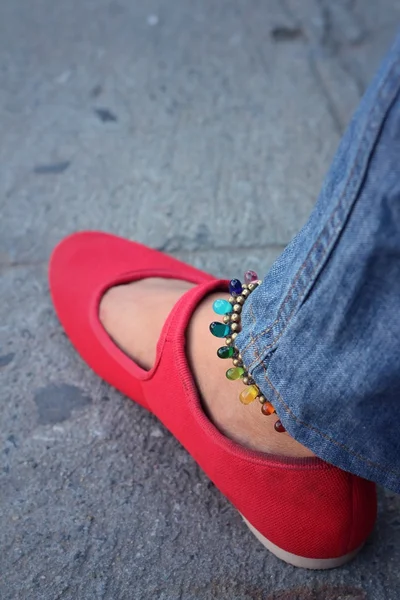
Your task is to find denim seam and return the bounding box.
[261,362,400,477]
[242,56,400,371]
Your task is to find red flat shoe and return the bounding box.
[49,231,377,569]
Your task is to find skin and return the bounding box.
[99,278,314,458]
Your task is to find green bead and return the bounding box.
[217,346,235,359]
[209,322,230,338]
[226,367,245,380]
[213,299,233,315]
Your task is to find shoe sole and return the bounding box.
[241,515,363,569]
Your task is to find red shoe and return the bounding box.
[49,231,377,569]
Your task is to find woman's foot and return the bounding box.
[99,278,314,458]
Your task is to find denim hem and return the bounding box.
[258,364,400,492]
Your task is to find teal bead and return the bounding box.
[217,346,235,359]
[213,299,233,315]
[209,322,230,338]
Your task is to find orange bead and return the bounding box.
[239,385,259,405]
[261,402,275,416]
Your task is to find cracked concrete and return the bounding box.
[1,1,400,599]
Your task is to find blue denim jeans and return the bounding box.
[236,33,400,494]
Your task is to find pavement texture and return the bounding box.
[1,1,400,599]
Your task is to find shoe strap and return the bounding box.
[150,278,228,375]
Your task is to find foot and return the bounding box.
[99,279,314,458]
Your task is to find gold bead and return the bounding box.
[248,283,256,291]
[228,296,235,304]
[233,304,242,313]
[225,336,232,345]
[233,358,243,367]
[242,376,249,385]
[241,284,248,290]
[236,295,245,305]
[241,289,250,298]
[258,395,266,404]
[231,313,240,322]
[238,353,242,360]
[231,332,238,341]
[230,322,240,332]
[223,315,231,324]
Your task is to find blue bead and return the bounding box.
[209,322,230,338]
[229,279,242,296]
[213,299,233,315]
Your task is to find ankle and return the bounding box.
[188,292,315,458]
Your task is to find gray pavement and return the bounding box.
[1,1,400,599]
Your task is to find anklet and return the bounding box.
[209,271,286,433]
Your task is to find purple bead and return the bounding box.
[244,270,258,284]
[229,279,242,296]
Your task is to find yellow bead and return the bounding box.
[239,385,259,405]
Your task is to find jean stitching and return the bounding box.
[250,304,256,324]
[260,362,400,477]
[248,307,258,363]
[240,57,400,362]
[250,331,256,364]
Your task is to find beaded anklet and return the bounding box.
[209,271,286,434]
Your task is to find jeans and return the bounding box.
[236,33,400,494]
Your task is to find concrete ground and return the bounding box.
[1,1,400,598]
